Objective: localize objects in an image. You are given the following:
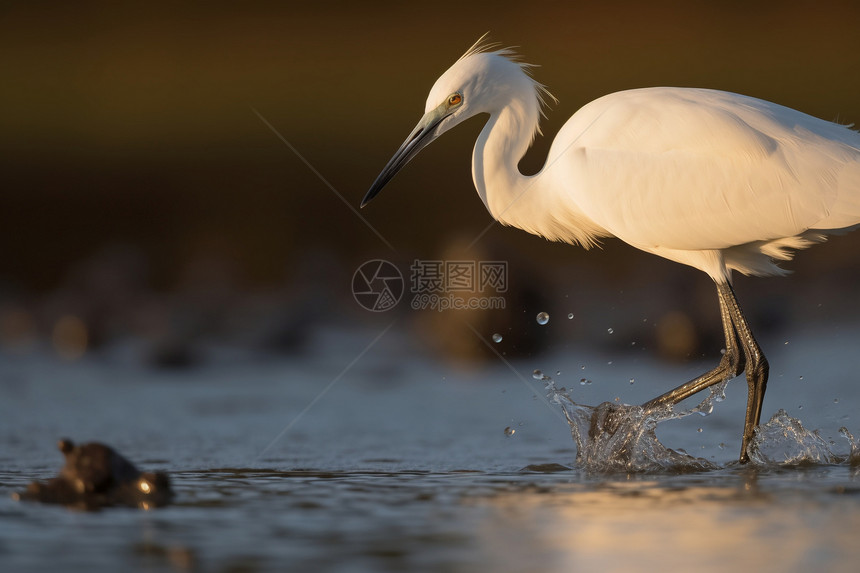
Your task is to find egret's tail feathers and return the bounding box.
[724,231,828,277]
[760,232,828,260]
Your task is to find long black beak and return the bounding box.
[361,106,449,208]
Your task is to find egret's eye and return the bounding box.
[448,94,462,106]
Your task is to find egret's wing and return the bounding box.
[552,88,860,251]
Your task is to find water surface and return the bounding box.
[1,325,859,571]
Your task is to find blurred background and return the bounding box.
[1,0,859,368]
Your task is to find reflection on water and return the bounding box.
[477,471,860,572]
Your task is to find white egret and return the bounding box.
[361,38,860,463]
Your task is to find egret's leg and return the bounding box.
[642,282,768,463]
[719,282,769,463]
[642,283,744,409]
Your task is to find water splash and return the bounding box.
[542,373,719,472]
[747,410,843,465]
[839,427,860,467]
[539,366,855,472]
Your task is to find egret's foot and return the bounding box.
[588,401,636,440]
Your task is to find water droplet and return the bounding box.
[629,378,635,385]
[834,398,839,404]
[607,328,614,334]
[492,333,503,343]
[536,312,549,325]
[784,341,789,345]
[532,369,543,380]
[697,428,703,433]
[556,370,561,376]
[580,365,586,370]
[798,405,803,410]
[567,313,574,320]
[718,443,726,449]
[504,426,515,436]
[799,375,804,380]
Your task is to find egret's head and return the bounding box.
[360,37,552,208]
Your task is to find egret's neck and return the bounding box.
[471,103,607,247]
[472,106,533,222]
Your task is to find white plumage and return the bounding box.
[362,38,860,462]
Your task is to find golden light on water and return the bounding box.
[475,481,860,571]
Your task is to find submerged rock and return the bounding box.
[14,439,172,509]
